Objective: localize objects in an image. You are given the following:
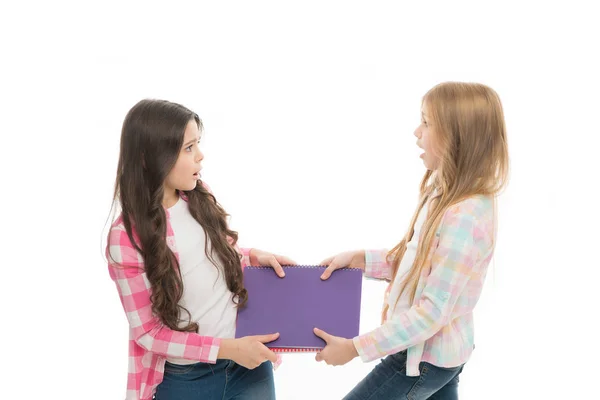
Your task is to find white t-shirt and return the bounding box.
[386,198,430,319]
[166,197,237,365]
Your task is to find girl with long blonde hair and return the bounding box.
[314,82,509,399]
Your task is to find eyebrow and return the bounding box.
[183,135,201,147]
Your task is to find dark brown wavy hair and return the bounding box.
[109,99,247,332]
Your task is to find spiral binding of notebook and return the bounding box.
[270,347,322,353]
[236,265,362,353]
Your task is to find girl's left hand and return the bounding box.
[249,249,296,278]
[313,328,359,366]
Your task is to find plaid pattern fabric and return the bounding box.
[107,183,263,400]
[364,249,394,280]
[355,195,495,376]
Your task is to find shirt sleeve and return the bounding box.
[353,201,492,362]
[107,227,221,363]
[364,249,393,280]
[238,247,252,269]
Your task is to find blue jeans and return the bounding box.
[154,359,275,400]
[343,351,464,400]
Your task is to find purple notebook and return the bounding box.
[235,265,362,351]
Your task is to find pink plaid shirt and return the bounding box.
[354,195,496,376]
[107,184,264,400]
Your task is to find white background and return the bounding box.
[1,1,599,399]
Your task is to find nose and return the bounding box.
[414,127,422,139]
[195,149,204,163]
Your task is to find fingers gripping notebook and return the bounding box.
[235,265,362,353]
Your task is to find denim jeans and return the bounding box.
[343,351,464,400]
[153,359,275,400]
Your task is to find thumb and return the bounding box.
[320,262,338,280]
[313,327,331,343]
[255,332,280,343]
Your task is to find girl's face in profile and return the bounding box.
[164,120,204,199]
[414,103,440,171]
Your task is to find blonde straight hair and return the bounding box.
[382,82,509,321]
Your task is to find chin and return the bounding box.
[423,158,437,171]
[182,181,198,191]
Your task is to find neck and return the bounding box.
[163,188,179,208]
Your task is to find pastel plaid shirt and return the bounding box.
[107,185,265,400]
[353,195,496,376]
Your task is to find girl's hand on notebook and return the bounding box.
[249,248,297,278]
[313,328,358,366]
[220,333,280,369]
[320,250,365,280]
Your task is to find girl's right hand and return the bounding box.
[219,333,279,369]
[319,250,365,280]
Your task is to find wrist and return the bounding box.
[353,250,366,271]
[217,338,238,360]
[347,338,359,358]
[248,248,257,266]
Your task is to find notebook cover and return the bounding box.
[235,265,362,351]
